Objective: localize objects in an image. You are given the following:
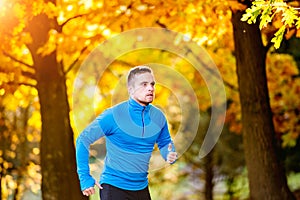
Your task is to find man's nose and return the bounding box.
[147,85,154,91]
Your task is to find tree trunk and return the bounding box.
[0,163,2,200]
[231,10,295,200]
[26,11,87,200]
[226,177,234,200]
[204,150,214,200]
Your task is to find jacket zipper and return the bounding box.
[141,107,146,137]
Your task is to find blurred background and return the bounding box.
[0,0,300,200]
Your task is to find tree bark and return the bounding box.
[204,150,214,200]
[231,10,295,200]
[26,11,87,200]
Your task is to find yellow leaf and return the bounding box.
[2,94,19,111]
[32,147,40,155]
[282,132,297,147]
[271,26,285,49]
[28,111,41,129]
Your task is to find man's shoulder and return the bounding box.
[96,101,128,122]
[149,104,167,121]
[107,100,129,116]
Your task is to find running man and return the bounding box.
[76,66,177,200]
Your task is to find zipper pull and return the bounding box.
[142,107,146,137]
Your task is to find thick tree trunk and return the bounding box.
[26,12,87,200]
[231,10,295,200]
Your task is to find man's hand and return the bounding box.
[82,182,103,196]
[167,143,178,164]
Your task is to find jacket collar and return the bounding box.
[128,98,151,112]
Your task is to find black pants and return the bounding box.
[100,184,151,200]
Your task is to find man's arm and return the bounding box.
[76,118,105,192]
[156,122,177,164]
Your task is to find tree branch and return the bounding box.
[2,51,34,70]
[60,14,86,28]
[185,47,239,92]
[64,46,88,75]
[0,67,36,81]
[22,71,36,80]
[115,54,238,92]
[4,81,36,88]
[155,20,167,28]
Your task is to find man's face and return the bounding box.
[129,72,155,106]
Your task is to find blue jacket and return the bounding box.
[76,98,175,191]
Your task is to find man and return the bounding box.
[76,66,178,200]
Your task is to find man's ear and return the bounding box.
[128,86,134,96]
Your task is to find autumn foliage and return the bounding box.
[0,0,300,199]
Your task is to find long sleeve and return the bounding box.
[75,114,108,191]
[156,121,176,163]
[76,100,177,191]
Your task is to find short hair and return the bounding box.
[127,65,153,86]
